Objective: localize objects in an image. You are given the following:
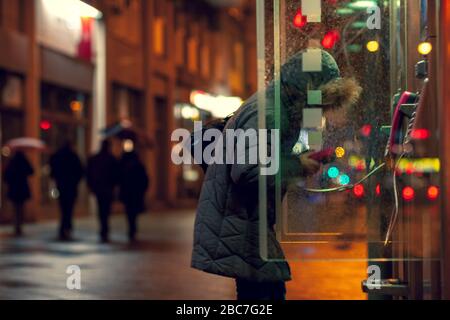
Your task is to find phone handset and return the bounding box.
[384,91,419,158]
[383,78,429,246]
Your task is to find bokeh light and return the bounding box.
[375,184,381,196]
[353,184,365,198]
[327,166,340,179]
[366,40,379,52]
[427,186,439,201]
[335,147,345,158]
[338,174,350,185]
[418,42,433,55]
[402,186,415,201]
[40,120,52,131]
[293,9,307,28]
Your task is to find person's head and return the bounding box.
[60,140,73,151]
[100,139,111,153]
[121,150,139,166]
[279,49,362,126]
[12,150,26,162]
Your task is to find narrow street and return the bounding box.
[0,210,366,300]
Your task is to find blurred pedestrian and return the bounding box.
[87,140,119,243]
[3,151,34,236]
[49,141,84,241]
[118,150,149,242]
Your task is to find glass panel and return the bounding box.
[257,0,441,267]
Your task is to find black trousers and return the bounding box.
[13,203,24,235]
[96,194,113,239]
[58,193,76,237]
[235,279,286,301]
[124,203,139,240]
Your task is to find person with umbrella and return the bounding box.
[3,151,34,236]
[101,120,151,242]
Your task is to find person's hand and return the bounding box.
[299,151,321,176]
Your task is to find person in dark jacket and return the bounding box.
[49,141,84,241]
[191,50,362,300]
[87,140,119,243]
[118,150,149,242]
[3,151,34,236]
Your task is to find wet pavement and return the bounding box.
[0,210,366,300]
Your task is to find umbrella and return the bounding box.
[101,120,153,148]
[4,137,47,151]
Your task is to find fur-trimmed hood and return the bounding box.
[261,49,362,151]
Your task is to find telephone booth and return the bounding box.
[256,0,449,299]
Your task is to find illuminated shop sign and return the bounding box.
[190,90,243,118]
[37,0,102,58]
[175,104,201,121]
[348,155,440,173]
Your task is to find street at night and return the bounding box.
[1,0,450,312]
[0,210,366,300]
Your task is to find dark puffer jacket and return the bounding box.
[192,50,342,282]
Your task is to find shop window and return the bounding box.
[229,42,244,93]
[109,0,141,46]
[153,17,166,56]
[0,1,3,28]
[112,84,145,129]
[41,83,88,118]
[1,75,24,110]
[0,0,25,32]
[213,34,225,82]
[175,28,186,66]
[0,110,24,145]
[39,83,90,206]
[200,45,210,78]
[0,109,24,216]
[187,37,199,74]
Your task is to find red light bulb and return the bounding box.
[361,125,372,137]
[40,120,52,131]
[427,186,439,201]
[321,30,340,49]
[353,184,365,198]
[402,186,415,201]
[293,9,307,28]
[411,129,430,140]
[375,184,381,196]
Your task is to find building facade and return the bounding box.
[0,0,257,223]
